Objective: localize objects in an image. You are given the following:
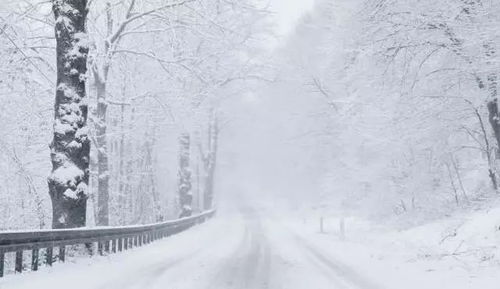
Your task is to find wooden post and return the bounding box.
[124,238,128,250]
[59,246,65,262]
[118,238,123,252]
[340,217,345,241]
[112,239,117,253]
[32,248,39,271]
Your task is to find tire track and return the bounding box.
[208,207,271,289]
[292,233,383,289]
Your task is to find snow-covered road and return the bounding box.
[0,203,382,289]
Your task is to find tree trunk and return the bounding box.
[118,101,126,225]
[48,0,90,229]
[95,81,109,225]
[484,40,500,190]
[486,72,500,192]
[488,98,500,153]
[178,133,193,218]
[204,113,218,210]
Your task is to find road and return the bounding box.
[1,204,380,289]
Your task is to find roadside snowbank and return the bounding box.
[273,202,500,289]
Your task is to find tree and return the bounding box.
[200,112,218,210]
[178,133,193,217]
[48,0,90,229]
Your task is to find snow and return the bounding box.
[57,84,81,101]
[54,119,75,135]
[63,188,78,199]
[49,163,84,188]
[3,201,500,289]
[272,202,500,289]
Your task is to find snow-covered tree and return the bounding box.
[48,0,90,229]
[177,133,193,217]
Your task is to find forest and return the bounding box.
[1,0,500,288]
[0,0,267,230]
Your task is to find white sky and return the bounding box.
[269,0,316,36]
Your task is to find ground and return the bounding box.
[2,198,500,289]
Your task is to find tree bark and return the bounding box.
[178,133,193,218]
[486,71,500,192]
[92,2,114,226]
[95,80,109,226]
[203,113,218,210]
[48,0,90,229]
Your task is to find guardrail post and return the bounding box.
[46,247,53,266]
[85,243,93,256]
[0,249,4,277]
[59,246,65,262]
[15,251,23,273]
[104,240,110,253]
[32,248,39,271]
[0,210,214,277]
[98,242,103,256]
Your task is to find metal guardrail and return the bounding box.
[0,210,216,277]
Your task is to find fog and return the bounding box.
[1,0,500,288]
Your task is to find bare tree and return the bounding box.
[200,112,218,210]
[178,133,193,217]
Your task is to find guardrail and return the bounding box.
[0,210,216,277]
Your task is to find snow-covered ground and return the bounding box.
[2,198,500,289]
